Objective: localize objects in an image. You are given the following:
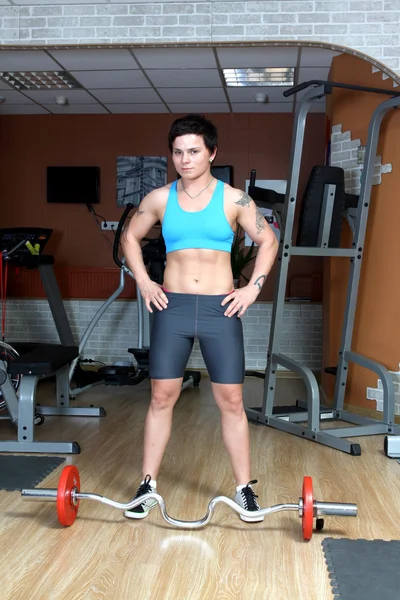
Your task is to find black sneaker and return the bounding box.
[234,479,264,522]
[124,475,157,520]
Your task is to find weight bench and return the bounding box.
[0,344,105,454]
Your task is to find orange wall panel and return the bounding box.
[323,54,400,409]
[7,265,136,300]
[0,112,326,300]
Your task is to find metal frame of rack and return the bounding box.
[245,80,400,455]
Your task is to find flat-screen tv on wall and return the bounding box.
[211,165,234,186]
[47,166,100,204]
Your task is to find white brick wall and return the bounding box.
[0,2,399,78]
[367,365,400,415]
[330,123,392,194]
[4,298,323,371]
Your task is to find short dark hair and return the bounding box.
[168,114,218,154]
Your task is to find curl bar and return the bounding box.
[21,466,358,541]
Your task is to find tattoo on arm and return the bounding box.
[135,209,145,218]
[255,207,267,235]
[254,275,267,291]
[235,191,252,207]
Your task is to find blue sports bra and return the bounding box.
[162,179,234,254]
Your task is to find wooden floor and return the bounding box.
[1,375,400,600]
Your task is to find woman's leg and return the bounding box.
[142,377,183,480]
[125,294,195,519]
[145,293,195,480]
[211,382,250,485]
[197,295,249,485]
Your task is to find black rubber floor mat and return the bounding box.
[322,537,400,600]
[0,456,65,491]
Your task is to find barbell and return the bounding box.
[21,465,357,540]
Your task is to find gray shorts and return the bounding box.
[149,292,245,384]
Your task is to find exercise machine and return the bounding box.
[0,340,20,414]
[69,202,201,397]
[21,465,357,540]
[245,80,400,455]
[0,228,100,453]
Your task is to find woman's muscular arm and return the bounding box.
[121,189,169,312]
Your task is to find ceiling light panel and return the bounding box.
[0,71,82,91]
[223,67,295,87]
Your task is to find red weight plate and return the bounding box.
[57,466,80,527]
[302,476,314,541]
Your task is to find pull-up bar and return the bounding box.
[284,79,400,98]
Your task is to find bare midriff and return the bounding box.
[163,248,234,295]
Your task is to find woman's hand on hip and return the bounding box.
[140,281,169,312]
[221,284,259,317]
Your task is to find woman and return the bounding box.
[121,114,278,522]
